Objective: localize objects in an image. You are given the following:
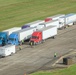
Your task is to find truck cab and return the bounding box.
[30,31,42,45]
[0,32,7,46]
[8,33,19,45]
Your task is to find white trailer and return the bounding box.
[45,14,65,22]
[36,25,44,30]
[22,20,44,29]
[39,20,60,28]
[3,27,21,36]
[50,14,65,20]
[17,27,36,41]
[0,45,15,57]
[59,13,76,26]
[41,26,57,40]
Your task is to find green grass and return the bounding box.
[30,64,76,75]
[0,0,76,31]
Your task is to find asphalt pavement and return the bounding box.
[0,25,76,75]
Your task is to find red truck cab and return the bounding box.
[30,31,42,45]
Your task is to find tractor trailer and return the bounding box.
[0,27,21,46]
[45,14,65,22]
[8,27,36,45]
[59,13,76,27]
[22,20,44,29]
[30,26,57,45]
[38,20,61,29]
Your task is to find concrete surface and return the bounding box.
[0,25,76,75]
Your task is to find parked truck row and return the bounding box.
[0,27,21,46]
[0,13,76,57]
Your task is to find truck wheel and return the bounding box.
[37,41,40,44]
[42,40,45,43]
[52,36,55,39]
[19,42,22,45]
[73,22,74,25]
[39,41,41,44]
[10,52,13,56]
[64,26,66,29]
[34,43,36,45]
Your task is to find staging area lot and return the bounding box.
[0,25,76,75]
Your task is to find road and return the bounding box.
[0,25,76,75]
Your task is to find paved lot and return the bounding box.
[0,25,76,75]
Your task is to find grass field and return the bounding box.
[30,64,76,75]
[0,0,76,31]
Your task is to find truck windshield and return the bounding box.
[9,38,15,41]
[32,36,38,39]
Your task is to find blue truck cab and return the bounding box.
[8,33,19,45]
[0,32,8,46]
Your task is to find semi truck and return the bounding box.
[59,13,76,27]
[0,45,15,57]
[38,20,61,29]
[22,20,44,29]
[8,27,36,45]
[30,26,57,45]
[0,27,21,46]
[45,14,65,22]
